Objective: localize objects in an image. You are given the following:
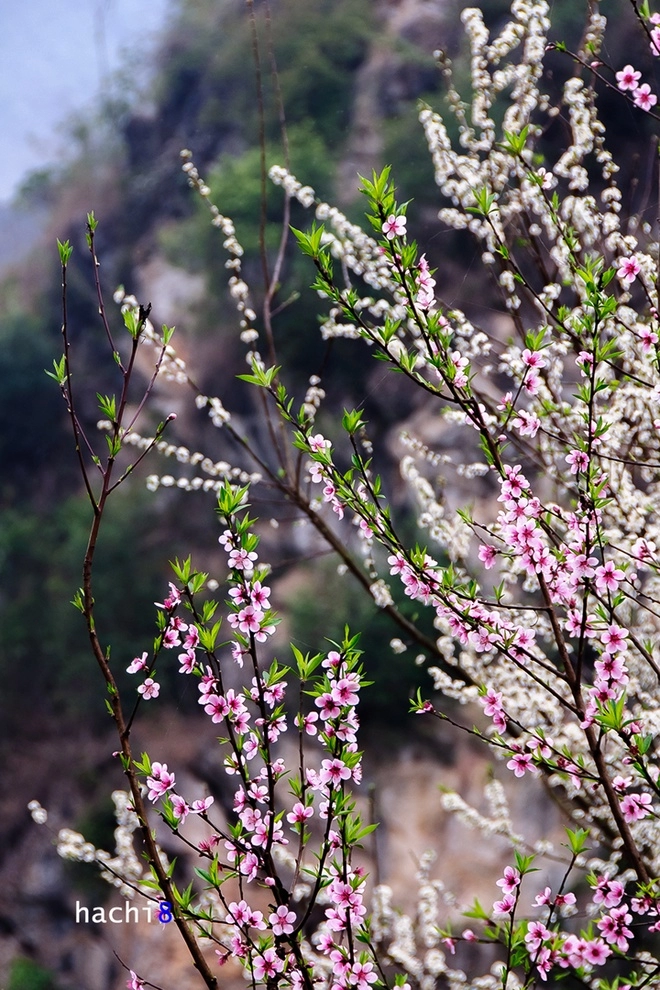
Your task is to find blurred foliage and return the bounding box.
[0,311,73,506]
[0,489,170,738]
[7,958,60,990]
[156,0,373,148]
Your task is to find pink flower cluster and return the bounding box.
[211,643,366,984]
[307,434,346,519]
[135,505,376,990]
[616,63,657,111]
[415,254,436,310]
[146,762,176,802]
[487,869,658,980]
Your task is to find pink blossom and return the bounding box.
[249,581,271,609]
[162,627,181,649]
[493,892,516,915]
[416,254,436,309]
[525,920,551,952]
[639,325,659,351]
[594,560,625,593]
[226,899,263,929]
[323,650,343,670]
[171,795,190,823]
[523,371,541,396]
[507,752,538,777]
[331,675,360,707]
[204,695,229,723]
[593,877,626,909]
[137,677,160,700]
[621,792,653,822]
[351,961,378,990]
[617,255,641,283]
[597,906,633,951]
[651,25,660,55]
[248,782,268,803]
[233,605,264,634]
[127,972,144,990]
[253,948,284,981]
[269,905,296,935]
[146,762,175,802]
[217,530,234,551]
[478,544,497,568]
[522,348,546,369]
[316,692,341,720]
[319,758,352,788]
[496,865,521,895]
[566,549,598,580]
[560,934,588,969]
[565,449,589,474]
[537,167,555,189]
[594,653,628,685]
[512,409,541,437]
[287,802,314,826]
[601,623,628,653]
[613,775,632,794]
[178,649,196,674]
[482,688,501,715]
[309,433,330,453]
[616,64,641,91]
[296,711,319,735]
[581,938,611,965]
[635,83,658,110]
[183,625,199,649]
[482,688,507,731]
[228,547,258,571]
[534,886,553,907]
[155,582,181,609]
[127,651,148,674]
[381,214,407,239]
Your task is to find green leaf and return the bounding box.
[500,126,529,156]
[463,898,490,921]
[565,826,589,855]
[97,393,117,421]
[342,408,367,434]
[291,222,326,258]
[57,239,73,265]
[45,356,67,386]
[199,621,222,651]
[133,752,152,775]
[466,187,498,218]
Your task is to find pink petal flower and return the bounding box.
[615,64,641,91]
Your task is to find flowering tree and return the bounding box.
[29,0,660,987]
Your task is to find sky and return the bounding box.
[0,0,173,203]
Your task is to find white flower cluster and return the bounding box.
[27,799,48,825]
[51,791,169,901]
[268,165,315,208]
